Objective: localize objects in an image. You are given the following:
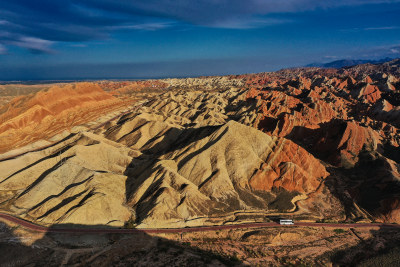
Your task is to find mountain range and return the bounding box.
[306,57,394,68]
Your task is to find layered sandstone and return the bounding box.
[0,82,126,153]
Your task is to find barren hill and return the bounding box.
[0,82,129,153]
[0,60,400,228]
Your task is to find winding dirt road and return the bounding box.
[1,213,399,234]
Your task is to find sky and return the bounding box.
[0,0,400,80]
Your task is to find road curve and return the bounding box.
[1,213,399,234]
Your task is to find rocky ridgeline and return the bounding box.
[243,59,400,223]
[162,76,245,91]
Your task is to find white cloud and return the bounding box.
[111,22,173,31]
[70,43,87,48]
[364,26,400,30]
[0,44,7,54]
[209,17,291,29]
[79,0,400,29]
[1,0,400,55]
[324,55,338,59]
[8,37,54,53]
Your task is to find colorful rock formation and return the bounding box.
[0,82,127,153]
[0,59,399,227]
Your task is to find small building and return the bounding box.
[279,219,294,225]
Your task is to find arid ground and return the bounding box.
[1,59,400,266]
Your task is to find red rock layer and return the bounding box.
[249,138,329,193]
[0,82,126,153]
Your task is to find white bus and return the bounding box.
[279,219,294,225]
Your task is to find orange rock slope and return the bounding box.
[249,138,329,193]
[244,69,398,166]
[242,60,400,223]
[0,82,127,153]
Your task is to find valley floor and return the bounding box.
[1,216,400,266]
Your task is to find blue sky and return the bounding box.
[0,0,400,80]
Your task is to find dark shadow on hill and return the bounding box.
[333,157,399,223]
[321,150,400,223]
[225,97,259,123]
[280,120,400,223]
[0,132,77,163]
[285,119,351,166]
[123,123,244,225]
[123,124,223,206]
[381,142,400,163]
[381,90,400,106]
[0,221,242,267]
[329,226,400,267]
[337,151,400,220]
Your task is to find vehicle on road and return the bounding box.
[280,219,294,225]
